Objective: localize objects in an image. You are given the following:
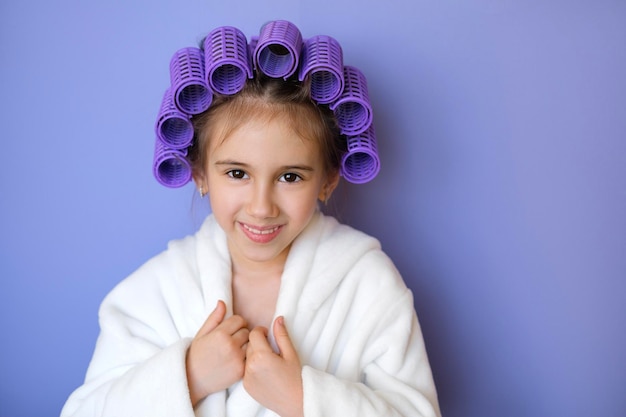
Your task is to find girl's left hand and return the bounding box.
[243,316,304,417]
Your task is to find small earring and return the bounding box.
[199,187,205,198]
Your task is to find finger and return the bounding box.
[247,326,270,351]
[273,316,298,361]
[196,300,226,336]
[217,314,248,335]
[232,327,250,347]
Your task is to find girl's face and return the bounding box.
[198,113,338,272]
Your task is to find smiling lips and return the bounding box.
[240,223,282,244]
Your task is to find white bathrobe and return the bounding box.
[61,212,441,417]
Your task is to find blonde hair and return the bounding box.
[189,75,345,178]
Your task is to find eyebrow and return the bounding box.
[214,160,315,171]
[214,160,249,167]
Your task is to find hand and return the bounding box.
[186,300,249,407]
[243,317,304,417]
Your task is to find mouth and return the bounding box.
[242,224,280,235]
[240,222,283,243]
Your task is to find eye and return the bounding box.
[227,169,248,179]
[279,172,302,183]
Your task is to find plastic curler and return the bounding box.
[169,47,213,115]
[155,88,194,149]
[254,20,302,79]
[204,26,253,95]
[299,35,344,104]
[330,65,373,136]
[341,125,380,184]
[153,139,192,188]
[248,36,259,68]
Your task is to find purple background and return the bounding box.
[1,1,624,416]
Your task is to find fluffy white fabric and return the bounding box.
[61,212,440,417]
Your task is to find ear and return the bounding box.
[318,170,340,202]
[192,170,208,197]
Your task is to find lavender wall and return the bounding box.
[1,1,624,416]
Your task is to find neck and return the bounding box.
[228,244,290,281]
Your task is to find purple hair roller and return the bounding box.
[204,26,253,95]
[330,65,373,136]
[249,36,259,67]
[299,35,344,104]
[153,139,192,188]
[341,125,380,184]
[169,47,213,115]
[155,88,194,149]
[254,20,303,79]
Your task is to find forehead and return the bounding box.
[208,97,323,147]
[209,114,321,164]
[209,95,323,142]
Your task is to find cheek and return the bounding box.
[285,188,321,216]
[207,182,237,213]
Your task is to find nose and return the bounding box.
[246,181,278,219]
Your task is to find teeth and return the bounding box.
[243,224,279,235]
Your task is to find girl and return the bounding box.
[62,22,441,417]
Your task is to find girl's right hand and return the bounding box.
[186,300,249,407]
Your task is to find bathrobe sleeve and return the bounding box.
[301,289,440,417]
[288,228,441,417]
[60,258,198,417]
[60,226,230,417]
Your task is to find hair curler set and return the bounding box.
[153,20,380,188]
